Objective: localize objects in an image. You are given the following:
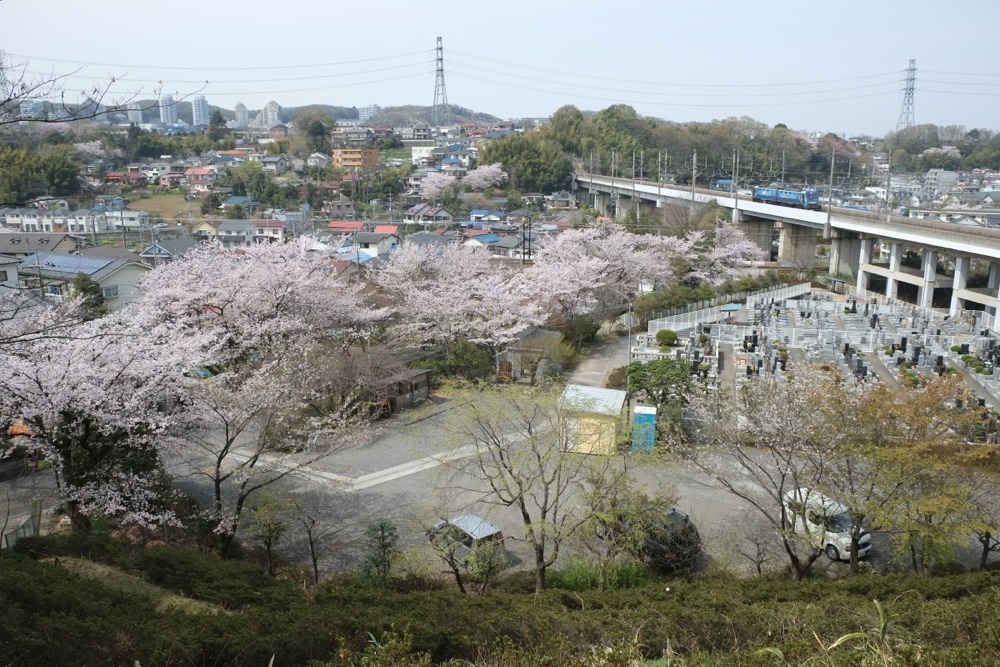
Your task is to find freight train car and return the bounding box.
[752,186,821,211]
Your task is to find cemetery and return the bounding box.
[629,281,1000,418]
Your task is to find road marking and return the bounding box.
[227,444,478,492]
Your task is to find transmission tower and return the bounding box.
[432,36,451,128]
[896,59,916,132]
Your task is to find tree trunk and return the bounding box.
[68,500,91,532]
[534,546,547,593]
[979,532,992,570]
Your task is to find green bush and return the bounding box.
[564,316,600,347]
[655,329,678,348]
[951,345,963,353]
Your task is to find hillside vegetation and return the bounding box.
[5,533,1000,666]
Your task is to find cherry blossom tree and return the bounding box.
[139,240,390,551]
[0,298,210,530]
[462,163,509,191]
[418,171,457,203]
[374,243,543,354]
[684,219,765,285]
[526,223,700,322]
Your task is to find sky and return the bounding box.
[4,0,999,137]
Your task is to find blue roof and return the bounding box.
[470,209,489,216]
[441,157,461,164]
[223,196,258,205]
[474,233,502,244]
[19,252,112,275]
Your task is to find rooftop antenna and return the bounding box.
[432,37,451,128]
[896,59,916,132]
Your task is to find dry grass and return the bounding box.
[58,557,226,615]
[131,192,193,223]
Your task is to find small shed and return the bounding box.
[558,384,628,455]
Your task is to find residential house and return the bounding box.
[496,328,564,383]
[327,221,366,234]
[546,190,578,210]
[252,219,288,243]
[463,233,501,250]
[261,156,288,174]
[307,152,331,170]
[16,251,152,310]
[352,232,399,257]
[138,236,198,264]
[216,220,257,248]
[322,195,356,219]
[0,254,19,290]
[220,195,259,214]
[0,233,79,258]
[404,231,449,248]
[269,124,289,139]
[183,167,218,184]
[404,203,453,223]
[191,220,221,240]
[557,384,627,455]
[373,224,400,235]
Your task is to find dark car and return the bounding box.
[635,507,702,573]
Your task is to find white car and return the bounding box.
[428,514,510,571]
[783,488,872,561]
[154,223,170,229]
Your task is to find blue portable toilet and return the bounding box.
[632,405,657,452]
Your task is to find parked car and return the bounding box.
[154,223,170,229]
[428,514,510,571]
[635,507,702,573]
[783,488,872,561]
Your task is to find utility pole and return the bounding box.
[631,151,637,217]
[781,149,786,186]
[733,149,740,220]
[825,148,835,239]
[691,150,697,200]
[611,150,617,217]
[885,152,892,223]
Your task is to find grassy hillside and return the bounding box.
[4,533,1000,666]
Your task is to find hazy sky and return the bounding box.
[4,0,998,136]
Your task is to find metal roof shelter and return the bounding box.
[558,384,627,417]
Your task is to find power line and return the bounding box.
[4,49,433,71]
[447,49,903,88]
[448,72,899,108]
[447,60,900,99]
[24,59,434,85]
[29,71,434,99]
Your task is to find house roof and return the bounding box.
[0,253,19,265]
[139,236,198,258]
[471,233,502,244]
[77,246,140,261]
[18,251,150,283]
[355,232,395,244]
[405,231,448,247]
[218,220,256,231]
[0,234,72,255]
[558,384,627,417]
[327,221,366,233]
[373,224,399,235]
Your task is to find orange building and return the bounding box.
[331,147,379,171]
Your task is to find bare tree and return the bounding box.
[0,49,202,127]
[687,369,836,580]
[446,387,624,593]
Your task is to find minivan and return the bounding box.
[783,488,872,561]
[429,514,510,571]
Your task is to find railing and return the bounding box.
[648,283,812,333]
[2,499,42,550]
[645,283,791,322]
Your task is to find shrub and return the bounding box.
[565,316,600,347]
[951,345,963,353]
[656,329,678,348]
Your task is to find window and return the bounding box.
[102,285,119,299]
[0,270,7,282]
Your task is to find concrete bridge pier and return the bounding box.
[829,231,861,278]
[776,221,817,267]
[918,250,939,309]
[988,262,1000,317]
[740,218,774,258]
[950,256,971,316]
[857,238,874,290]
[885,243,902,299]
[638,199,657,216]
